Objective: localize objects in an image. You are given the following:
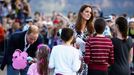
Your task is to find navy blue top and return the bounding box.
[109,37,133,75]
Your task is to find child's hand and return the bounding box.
[27,56,37,64]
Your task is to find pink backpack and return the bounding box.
[12,49,28,70]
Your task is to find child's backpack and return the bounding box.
[12,49,28,70]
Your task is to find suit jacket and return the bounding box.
[0,31,43,70]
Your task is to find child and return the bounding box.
[27,44,50,75]
[49,28,82,75]
[109,17,133,75]
[84,18,114,75]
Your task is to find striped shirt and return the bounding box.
[84,36,114,71]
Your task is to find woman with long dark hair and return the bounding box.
[72,4,94,40]
[70,4,95,75]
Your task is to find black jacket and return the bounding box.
[0,31,43,70]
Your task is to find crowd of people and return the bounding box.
[0,0,134,75]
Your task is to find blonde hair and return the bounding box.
[27,25,39,35]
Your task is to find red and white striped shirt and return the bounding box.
[84,36,114,71]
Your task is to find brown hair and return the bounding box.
[36,44,50,75]
[116,17,128,41]
[75,4,94,34]
[94,18,106,34]
[61,28,74,42]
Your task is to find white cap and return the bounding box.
[128,18,134,23]
[105,15,112,21]
[26,17,33,22]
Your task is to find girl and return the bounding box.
[109,17,133,75]
[27,44,50,75]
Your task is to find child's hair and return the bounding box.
[61,28,74,42]
[36,44,50,75]
[94,18,106,34]
[115,17,128,42]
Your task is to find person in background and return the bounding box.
[128,17,134,75]
[109,17,133,75]
[22,16,33,31]
[49,28,81,75]
[22,0,32,18]
[8,18,22,33]
[0,23,5,51]
[67,11,76,25]
[34,11,41,23]
[128,18,134,39]
[103,16,113,38]
[27,44,50,75]
[1,16,10,33]
[84,18,114,75]
[0,25,43,75]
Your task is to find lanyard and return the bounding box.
[24,33,30,51]
[24,44,30,51]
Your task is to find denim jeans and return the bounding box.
[7,64,29,75]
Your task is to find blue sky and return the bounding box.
[30,0,134,16]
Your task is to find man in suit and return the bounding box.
[0,25,44,75]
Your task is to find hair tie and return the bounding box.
[37,44,50,52]
[39,58,44,64]
[37,43,44,49]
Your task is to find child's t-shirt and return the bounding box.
[49,45,81,75]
